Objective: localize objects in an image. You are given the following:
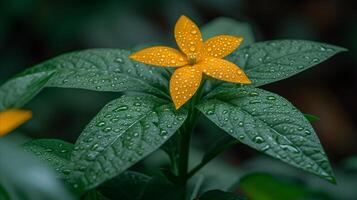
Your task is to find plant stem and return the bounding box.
[175,81,206,199]
[187,138,238,179]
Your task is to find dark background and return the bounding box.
[1,0,356,198]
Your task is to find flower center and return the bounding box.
[187,54,197,65]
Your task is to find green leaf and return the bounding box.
[23,139,74,179]
[238,172,329,200]
[70,94,187,191]
[199,190,245,200]
[304,114,320,123]
[0,140,75,200]
[0,70,55,110]
[0,49,169,111]
[201,17,255,48]
[197,85,335,182]
[228,40,346,87]
[98,171,150,200]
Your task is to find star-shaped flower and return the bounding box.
[0,109,32,136]
[130,15,251,109]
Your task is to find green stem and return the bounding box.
[175,81,206,198]
[187,137,238,179]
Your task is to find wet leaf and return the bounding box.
[228,40,346,86]
[70,94,187,191]
[23,139,74,179]
[0,70,55,110]
[197,85,335,183]
[0,49,169,111]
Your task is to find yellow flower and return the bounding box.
[130,15,251,109]
[0,109,32,136]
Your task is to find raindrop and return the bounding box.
[261,145,270,151]
[267,96,276,100]
[238,135,245,140]
[250,92,259,96]
[206,110,214,115]
[280,144,300,153]
[114,105,128,112]
[249,100,260,104]
[253,136,264,144]
[62,169,71,175]
[103,127,112,132]
[116,58,124,63]
[160,130,168,136]
[96,121,106,127]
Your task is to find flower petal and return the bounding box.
[204,35,243,58]
[170,66,202,109]
[130,46,188,67]
[0,109,32,136]
[174,15,204,61]
[195,57,251,84]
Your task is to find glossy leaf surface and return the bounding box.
[198,85,335,182]
[228,40,346,86]
[70,94,187,190]
[23,139,74,179]
[0,49,169,110]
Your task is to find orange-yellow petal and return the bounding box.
[174,15,204,61]
[195,57,251,84]
[204,35,243,58]
[0,109,32,136]
[129,46,188,67]
[170,66,202,109]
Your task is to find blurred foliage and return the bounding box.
[0,139,75,200]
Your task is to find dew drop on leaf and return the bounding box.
[253,136,264,144]
[96,121,106,127]
[280,144,300,154]
[206,110,215,115]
